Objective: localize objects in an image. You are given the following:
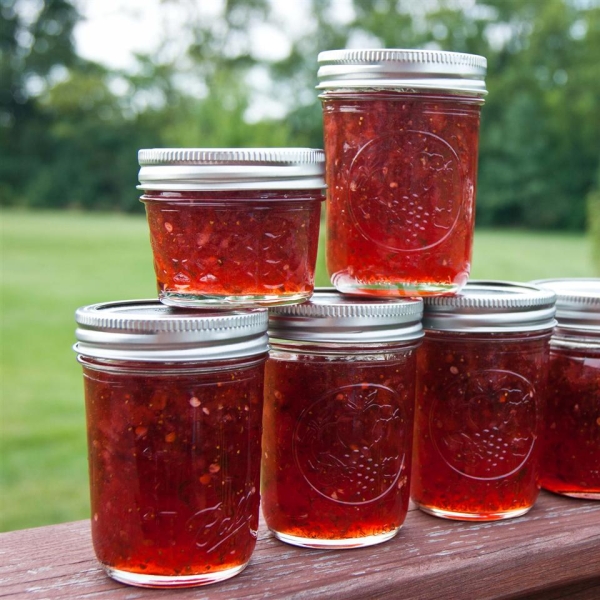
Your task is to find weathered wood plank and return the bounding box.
[1,492,599,599]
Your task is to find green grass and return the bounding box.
[471,229,597,280]
[0,209,597,531]
[1,209,156,531]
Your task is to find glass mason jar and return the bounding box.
[411,282,557,521]
[138,148,326,308]
[74,301,268,588]
[261,289,423,549]
[317,49,487,297]
[532,278,600,499]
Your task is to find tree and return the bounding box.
[1,0,81,204]
[2,0,598,229]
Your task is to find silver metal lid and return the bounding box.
[423,281,556,333]
[138,148,327,191]
[530,278,600,333]
[268,289,423,343]
[74,300,269,362]
[317,49,487,96]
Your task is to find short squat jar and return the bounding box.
[317,49,487,297]
[138,148,326,308]
[411,282,557,521]
[261,289,423,548]
[532,278,600,499]
[74,301,268,588]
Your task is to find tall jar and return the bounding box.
[532,278,600,499]
[261,289,423,548]
[74,301,268,588]
[317,49,487,297]
[138,148,326,308]
[411,282,556,520]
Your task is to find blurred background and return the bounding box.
[1,0,599,531]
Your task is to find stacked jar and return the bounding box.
[262,290,424,548]
[74,149,328,587]
[74,303,269,588]
[317,49,487,297]
[410,282,556,520]
[531,278,600,499]
[138,148,327,309]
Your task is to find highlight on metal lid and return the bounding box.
[422,281,557,332]
[530,278,600,332]
[138,147,327,191]
[268,288,424,343]
[74,299,269,362]
[317,48,487,96]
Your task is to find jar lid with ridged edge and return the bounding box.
[138,148,327,191]
[529,278,600,333]
[268,288,423,343]
[74,300,269,362]
[317,49,487,96]
[422,281,556,333]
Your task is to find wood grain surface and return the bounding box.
[1,492,599,599]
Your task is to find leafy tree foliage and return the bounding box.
[1,0,599,231]
[1,0,146,210]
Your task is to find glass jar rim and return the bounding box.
[268,288,424,343]
[422,281,556,333]
[138,148,327,191]
[530,278,600,333]
[74,299,269,362]
[317,48,487,97]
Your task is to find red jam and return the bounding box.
[142,190,323,307]
[541,346,600,497]
[411,331,550,520]
[261,347,417,546]
[321,92,482,296]
[81,357,265,584]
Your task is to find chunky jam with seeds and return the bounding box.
[411,331,550,520]
[541,345,600,498]
[82,356,265,578]
[321,92,481,296]
[142,190,323,306]
[261,345,417,544]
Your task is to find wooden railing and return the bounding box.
[1,491,599,599]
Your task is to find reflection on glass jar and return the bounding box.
[532,278,600,499]
[74,301,268,588]
[317,50,486,297]
[262,290,423,548]
[138,148,325,308]
[411,282,556,520]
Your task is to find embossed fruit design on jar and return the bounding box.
[317,49,487,296]
[138,148,325,308]
[411,282,556,520]
[262,289,423,548]
[430,368,538,481]
[532,278,600,499]
[74,301,268,588]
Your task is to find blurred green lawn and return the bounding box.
[1,208,597,531]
